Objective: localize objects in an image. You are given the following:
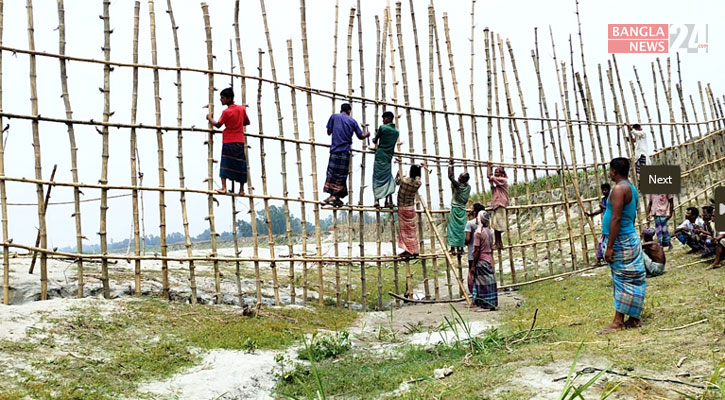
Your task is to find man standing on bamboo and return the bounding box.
[372,111,399,208]
[396,164,422,257]
[323,103,369,206]
[600,157,646,334]
[487,162,509,250]
[625,123,650,179]
[446,162,471,253]
[206,87,250,195]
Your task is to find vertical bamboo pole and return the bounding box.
[331,0,340,112]
[442,13,469,187]
[148,0,169,298]
[344,7,359,309]
[468,1,484,191]
[431,6,453,299]
[56,0,84,298]
[254,48,280,306]
[633,66,657,149]
[555,106,577,270]
[373,15,385,305]
[690,95,703,137]
[597,65,614,160]
[201,3,221,304]
[243,49,261,305]
[485,28,493,162]
[606,64,624,156]
[676,53,692,141]
[0,0,7,305]
[407,0,431,300]
[652,63,666,148]
[299,0,325,306]
[260,0,291,306]
[167,0,197,304]
[386,6,402,302]
[698,82,711,132]
[427,5,441,300]
[287,40,308,307]
[129,1,142,296]
[657,58,679,147]
[329,6,342,307]
[233,0,246,106]
[96,0,111,298]
[491,29,505,285]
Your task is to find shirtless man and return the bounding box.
[641,228,666,277]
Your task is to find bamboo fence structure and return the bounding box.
[0,0,723,310]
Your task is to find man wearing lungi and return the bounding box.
[446,163,471,253]
[323,103,369,207]
[396,165,422,257]
[600,157,646,334]
[487,162,509,250]
[372,111,399,208]
[207,87,250,195]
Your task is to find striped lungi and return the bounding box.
[602,231,646,319]
[219,142,247,184]
[472,259,497,310]
[397,205,419,254]
[323,151,351,199]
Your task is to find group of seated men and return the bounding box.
[673,205,724,269]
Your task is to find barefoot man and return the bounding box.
[600,157,646,334]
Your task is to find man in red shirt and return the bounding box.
[207,88,250,195]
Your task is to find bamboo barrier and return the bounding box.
[0,1,722,310]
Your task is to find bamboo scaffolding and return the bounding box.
[427,5,441,300]
[56,0,84,298]
[408,0,430,299]
[299,0,324,306]
[148,0,169,298]
[129,1,142,296]
[0,0,6,305]
[201,3,221,304]
[260,0,288,306]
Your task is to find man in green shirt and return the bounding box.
[446,163,471,253]
[372,111,399,208]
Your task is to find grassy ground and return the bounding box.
[277,247,725,399]
[0,298,356,400]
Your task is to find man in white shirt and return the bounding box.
[673,206,705,252]
[626,123,651,178]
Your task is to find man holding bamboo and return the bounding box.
[625,123,650,178]
[372,111,399,208]
[446,162,471,253]
[323,103,369,207]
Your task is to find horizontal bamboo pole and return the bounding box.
[0,45,717,128]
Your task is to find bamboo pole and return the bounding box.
[468,0,484,193]
[606,63,625,157]
[166,0,197,303]
[331,0,340,112]
[233,0,246,105]
[698,81,711,132]
[408,0,430,299]
[485,28,493,163]
[260,0,289,306]
[0,0,7,305]
[373,14,384,305]
[28,165,56,274]
[344,7,358,309]
[443,13,469,187]
[129,1,142,296]
[690,95,703,137]
[675,52,692,141]
[254,47,280,306]
[288,39,308,306]
[299,0,324,306]
[201,3,221,304]
[431,6,453,299]
[652,63,666,148]
[491,29,505,286]
[597,65,614,160]
[555,107,577,270]
[95,0,111,299]
[633,66,656,149]
[427,5,441,300]
[56,0,84,298]
[657,58,679,147]
[148,0,169,298]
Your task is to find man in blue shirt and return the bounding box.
[323,103,369,206]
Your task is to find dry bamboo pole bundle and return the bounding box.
[299,0,324,306]
[468,1,484,192]
[355,1,373,310]
[343,7,357,308]
[166,0,197,304]
[201,3,222,304]
[427,5,441,300]
[331,0,340,112]
[690,95,703,137]
[395,2,419,301]
[676,53,692,140]
[233,0,246,105]
[652,63,666,148]
[56,0,84,298]
[148,0,169,298]
[129,1,142,296]
[254,48,280,306]
[597,65,614,161]
[431,6,453,299]
[408,0,431,299]
[633,66,656,149]
[287,41,308,305]
[95,0,111,299]
[555,106,577,270]
[260,0,293,306]
[0,0,7,305]
[442,13,470,186]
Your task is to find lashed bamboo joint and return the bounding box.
[0,1,723,310]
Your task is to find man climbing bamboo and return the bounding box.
[323,103,369,207]
[446,162,471,254]
[206,87,250,195]
[625,123,650,179]
[372,111,399,208]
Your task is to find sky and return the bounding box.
[0,0,723,249]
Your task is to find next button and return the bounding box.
[638,165,681,195]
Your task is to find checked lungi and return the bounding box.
[219,142,248,184]
[323,151,351,199]
[653,216,671,247]
[397,205,419,254]
[602,231,646,319]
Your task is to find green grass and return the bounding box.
[0,298,357,399]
